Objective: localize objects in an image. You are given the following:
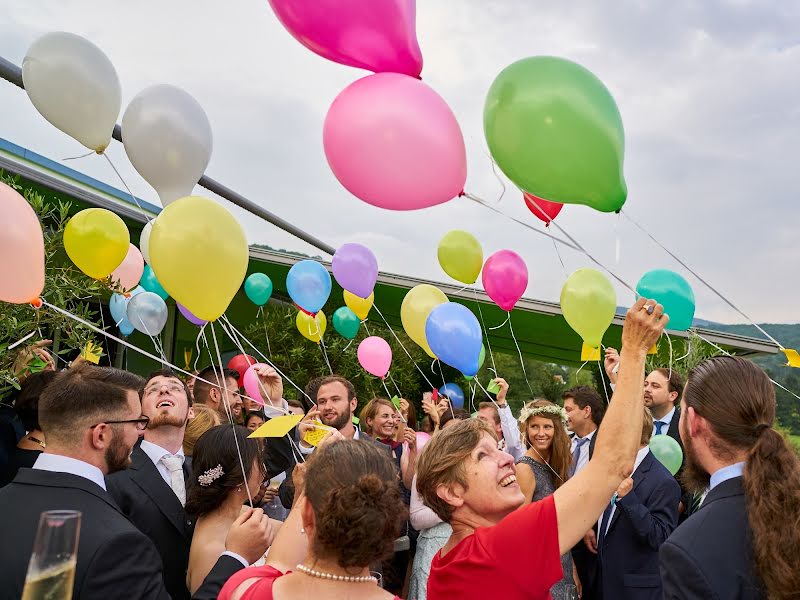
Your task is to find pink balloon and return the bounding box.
[267,0,422,77]
[323,73,467,211]
[242,363,269,406]
[415,431,432,450]
[0,182,44,303]
[482,250,528,311]
[111,243,144,292]
[357,336,392,378]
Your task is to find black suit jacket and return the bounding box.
[571,428,599,598]
[106,444,194,600]
[663,406,692,519]
[659,476,765,599]
[597,451,681,600]
[0,468,242,600]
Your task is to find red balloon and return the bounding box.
[227,354,256,387]
[523,192,563,226]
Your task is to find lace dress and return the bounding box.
[516,455,575,598]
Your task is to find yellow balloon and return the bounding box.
[344,290,374,320]
[149,196,248,322]
[296,310,327,343]
[64,208,130,279]
[560,268,617,348]
[437,230,483,284]
[401,284,448,358]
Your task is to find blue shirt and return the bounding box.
[709,461,745,491]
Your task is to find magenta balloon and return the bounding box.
[357,336,392,378]
[481,250,528,311]
[177,302,207,326]
[267,0,422,77]
[332,243,378,299]
[323,73,467,211]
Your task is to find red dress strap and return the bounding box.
[217,565,285,600]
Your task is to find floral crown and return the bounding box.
[198,464,224,487]
[518,404,568,427]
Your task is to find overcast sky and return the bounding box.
[1,0,798,324]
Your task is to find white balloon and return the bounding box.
[122,84,213,207]
[22,32,121,152]
[139,220,153,265]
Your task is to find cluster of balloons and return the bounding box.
[110,286,168,337]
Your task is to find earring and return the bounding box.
[237,486,242,492]
[300,527,306,534]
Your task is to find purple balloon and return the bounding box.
[332,243,378,299]
[177,302,207,327]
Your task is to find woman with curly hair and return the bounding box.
[219,437,407,600]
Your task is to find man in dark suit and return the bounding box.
[658,356,800,599]
[0,364,272,600]
[107,368,195,599]
[563,386,606,600]
[596,409,680,600]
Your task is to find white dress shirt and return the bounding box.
[497,403,524,461]
[262,398,290,419]
[33,453,107,491]
[600,446,650,535]
[652,406,676,437]
[570,428,597,474]
[140,440,185,487]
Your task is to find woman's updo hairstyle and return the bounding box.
[305,439,406,569]
[185,424,261,517]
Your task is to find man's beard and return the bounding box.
[679,424,711,494]
[147,410,188,430]
[323,409,351,432]
[105,433,133,475]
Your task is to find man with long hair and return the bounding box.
[659,356,800,598]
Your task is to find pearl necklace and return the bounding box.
[295,564,377,583]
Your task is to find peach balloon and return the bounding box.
[110,243,145,292]
[0,182,44,303]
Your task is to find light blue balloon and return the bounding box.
[119,320,135,336]
[110,286,144,333]
[439,383,465,409]
[127,291,168,335]
[636,269,695,331]
[286,260,332,314]
[140,265,169,301]
[425,302,482,377]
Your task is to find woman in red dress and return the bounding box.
[219,437,406,600]
[415,298,667,600]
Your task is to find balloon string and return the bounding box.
[472,287,498,376]
[259,306,272,358]
[7,330,36,351]
[97,306,112,365]
[676,336,691,362]
[508,313,533,394]
[382,374,406,423]
[596,358,611,405]
[221,315,315,406]
[666,332,674,381]
[209,322,253,507]
[621,210,783,349]
[319,339,334,375]
[574,360,589,383]
[194,326,205,372]
[371,303,437,390]
[469,381,478,414]
[342,339,354,352]
[62,150,96,161]
[693,331,800,402]
[551,235,568,277]
[485,152,507,205]
[461,192,580,250]
[102,153,153,224]
[362,320,372,336]
[614,212,622,265]
[473,377,504,413]
[488,314,510,330]
[388,371,403,397]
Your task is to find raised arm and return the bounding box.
[553,298,667,554]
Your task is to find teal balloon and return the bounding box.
[636,269,695,331]
[245,273,273,306]
[139,265,169,300]
[649,434,683,476]
[484,56,626,213]
[332,306,360,340]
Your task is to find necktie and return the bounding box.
[569,437,589,477]
[654,421,666,435]
[161,454,186,506]
[598,497,615,547]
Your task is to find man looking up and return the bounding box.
[192,366,243,425]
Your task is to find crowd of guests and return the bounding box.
[1,297,799,599]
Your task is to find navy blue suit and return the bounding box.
[596,450,681,600]
[660,476,765,599]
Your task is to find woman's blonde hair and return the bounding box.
[183,404,221,456]
[519,399,572,488]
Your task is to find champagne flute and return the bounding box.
[22,510,81,600]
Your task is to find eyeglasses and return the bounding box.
[144,384,185,395]
[90,416,150,431]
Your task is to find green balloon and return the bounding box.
[464,345,485,381]
[484,56,627,213]
[244,272,273,306]
[649,434,683,476]
[140,265,169,301]
[333,306,360,340]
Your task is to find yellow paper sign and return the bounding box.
[581,343,601,362]
[80,341,103,365]
[648,344,658,355]
[303,422,335,447]
[248,414,304,438]
[782,349,800,368]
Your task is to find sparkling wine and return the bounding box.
[21,560,76,600]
